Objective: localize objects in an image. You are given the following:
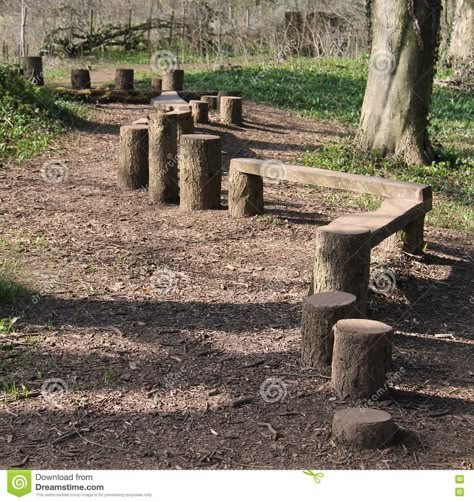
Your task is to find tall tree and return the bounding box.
[448,0,474,66]
[356,0,442,165]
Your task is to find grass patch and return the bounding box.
[0,260,26,302]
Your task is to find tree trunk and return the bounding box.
[449,0,474,66]
[151,77,162,91]
[190,100,209,124]
[22,56,44,86]
[201,95,218,110]
[179,134,222,211]
[148,111,179,204]
[115,69,134,91]
[220,97,243,125]
[71,69,91,89]
[301,292,356,369]
[228,169,264,217]
[118,125,149,190]
[162,69,184,91]
[217,90,241,111]
[356,0,441,165]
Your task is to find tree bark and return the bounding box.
[448,0,474,66]
[162,69,184,91]
[118,125,149,190]
[202,95,218,110]
[71,69,91,89]
[115,69,134,91]
[220,97,243,125]
[356,0,442,165]
[332,319,393,400]
[167,109,194,143]
[179,134,222,211]
[148,111,179,204]
[228,169,264,217]
[217,90,241,111]
[301,292,356,369]
[22,56,43,86]
[151,77,162,91]
[190,100,209,124]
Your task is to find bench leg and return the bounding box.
[383,215,426,255]
[228,169,264,217]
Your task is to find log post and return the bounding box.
[152,77,162,91]
[202,95,218,110]
[190,100,209,124]
[22,56,43,86]
[217,90,241,111]
[71,69,91,89]
[383,216,426,255]
[179,134,222,211]
[301,292,356,369]
[312,225,371,315]
[228,165,264,217]
[166,109,194,144]
[162,69,184,91]
[220,96,242,125]
[115,69,134,91]
[117,125,149,190]
[148,111,179,204]
[332,408,397,449]
[332,319,393,400]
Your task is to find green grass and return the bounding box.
[0,260,26,302]
[0,317,18,334]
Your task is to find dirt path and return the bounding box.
[0,102,473,469]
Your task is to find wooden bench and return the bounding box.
[228,158,433,314]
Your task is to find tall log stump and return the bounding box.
[220,97,242,125]
[202,95,218,110]
[301,292,356,369]
[162,69,184,91]
[228,167,263,217]
[217,90,241,111]
[151,77,162,92]
[148,112,179,204]
[115,69,134,91]
[332,319,393,400]
[190,100,209,124]
[71,69,91,90]
[312,225,371,315]
[383,216,426,255]
[166,109,194,145]
[22,56,44,86]
[117,125,149,190]
[332,408,397,449]
[179,134,222,211]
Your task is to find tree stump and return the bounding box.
[166,109,194,143]
[162,69,184,91]
[71,69,91,90]
[22,56,44,86]
[217,90,241,111]
[220,97,242,125]
[332,408,397,449]
[383,216,426,255]
[190,100,209,124]
[332,319,393,400]
[301,292,356,369]
[228,168,263,217]
[312,225,371,315]
[117,125,149,190]
[148,111,179,204]
[151,77,162,91]
[202,95,218,110]
[179,134,222,211]
[115,69,134,91]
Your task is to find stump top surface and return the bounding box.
[334,407,393,425]
[317,224,371,236]
[220,96,242,101]
[189,100,207,104]
[121,124,148,131]
[132,118,148,125]
[305,292,356,309]
[335,319,393,335]
[181,134,220,141]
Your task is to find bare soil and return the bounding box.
[0,102,473,470]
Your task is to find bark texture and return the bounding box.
[332,408,397,449]
[118,125,149,190]
[331,319,393,400]
[167,110,194,143]
[202,95,218,110]
[22,56,44,86]
[449,0,474,66]
[190,100,209,124]
[228,169,264,217]
[312,226,371,315]
[217,90,241,111]
[356,0,441,165]
[179,134,222,211]
[151,77,162,91]
[148,111,179,204]
[71,69,91,90]
[301,292,357,369]
[115,69,134,91]
[220,97,243,125]
[382,215,426,255]
[162,70,184,91]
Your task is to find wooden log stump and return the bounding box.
[332,319,393,400]
[162,69,184,91]
[71,69,91,89]
[190,100,209,124]
[228,167,264,217]
[217,90,241,111]
[117,125,149,190]
[166,109,194,146]
[301,292,356,369]
[22,56,44,86]
[179,134,222,211]
[383,216,426,255]
[220,96,242,125]
[148,111,179,204]
[332,408,397,449]
[202,95,218,110]
[151,77,162,91]
[115,69,134,91]
[312,225,371,315]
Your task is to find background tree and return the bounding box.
[448,0,474,66]
[356,0,442,165]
